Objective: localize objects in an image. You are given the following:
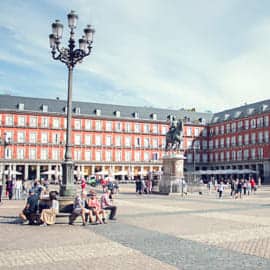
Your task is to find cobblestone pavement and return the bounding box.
[0,185,270,269]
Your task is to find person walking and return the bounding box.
[14,179,22,200]
[218,181,224,199]
[6,179,13,200]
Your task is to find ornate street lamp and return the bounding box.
[49,11,95,196]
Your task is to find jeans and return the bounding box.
[104,206,117,219]
[0,185,2,202]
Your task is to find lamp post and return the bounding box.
[49,11,95,196]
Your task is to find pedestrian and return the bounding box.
[243,180,247,196]
[0,179,3,203]
[230,180,235,198]
[217,181,224,199]
[6,179,13,200]
[14,179,23,200]
[235,180,242,199]
[250,178,256,194]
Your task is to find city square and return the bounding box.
[1,1,270,269]
[0,185,270,269]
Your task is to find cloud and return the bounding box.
[1,0,270,113]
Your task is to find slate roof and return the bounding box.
[0,94,212,124]
[210,99,270,124]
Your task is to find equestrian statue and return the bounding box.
[165,117,184,151]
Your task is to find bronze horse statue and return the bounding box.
[165,119,183,151]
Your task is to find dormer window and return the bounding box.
[114,110,120,117]
[74,107,80,114]
[41,104,48,112]
[213,117,219,123]
[247,108,255,115]
[234,111,242,118]
[133,112,139,119]
[262,104,268,112]
[224,114,230,121]
[151,113,157,120]
[63,106,67,113]
[17,103,24,111]
[95,109,101,116]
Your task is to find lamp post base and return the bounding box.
[60,160,77,197]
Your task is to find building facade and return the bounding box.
[0,95,209,182]
[1,95,270,184]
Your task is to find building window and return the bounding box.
[215,153,219,161]
[115,136,121,147]
[152,124,158,134]
[106,136,112,146]
[5,115,13,126]
[152,138,158,148]
[85,120,91,130]
[251,149,256,159]
[125,151,132,161]
[85,151,91,161]
[226,151,230,161]
[245,120,249,130]
[29,148,36,160]
[258,148,263,159]
[115,122,122,132]
[135,151,141,161]
[144,138,150,148]
[41,133,48,143]
[257,117,263,128]
[231,136,236,146]
[135,137,141,147]
[52,133,60,144]
[106,121,112,131]
[226,138,230,147]
[237,151,242,161]
[187,128,192,136]
[251,119,256,128]
[264,116,269,127]
[85,135,91,145]
[116,151,122,161]
[52,118,60,129]
[202,140,208,149]
[95,135,102,146]
[215,127,219,136]
[17,132,25,143]
[28,133,36,144]
[202,154,208,162]
[41,117,49,128]
[125,136,131,147]
[29,117,37,127]
[237,121,243,130]
[238,135,242,146]
[226,124,230,133]
[105,151,112,161]
[125,122,131,132]
[202,129,208,137]
[74,119,81,130]
[195,128,200,137]
[144,152,149,161]
[220,138,224,148]
[144,124,150,133]
[219,125,224,135]
[264,131,269,142]
[95,120,101,131]
[251,133,256,144]
[258,132,263,143]
[244,149,249,159]
[232,151,236,161]
[41,149,48,160]
[52,149,59,160]
[244,134,249,145]
[74,150,81,161]
[135,123,141,133]
[18,116,25,127]
[74,134,81,145]
[215,139,219,148]
[220,152,224,161]
[153,152,159,161]
[17,148,24,159]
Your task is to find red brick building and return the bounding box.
[1,95,269,184]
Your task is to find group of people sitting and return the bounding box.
[19,179,117,226]
[19,188,59,226]
[69,188,117,226]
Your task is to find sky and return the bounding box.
[1,0,270,113]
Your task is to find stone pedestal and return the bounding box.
[159,152,184,194]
